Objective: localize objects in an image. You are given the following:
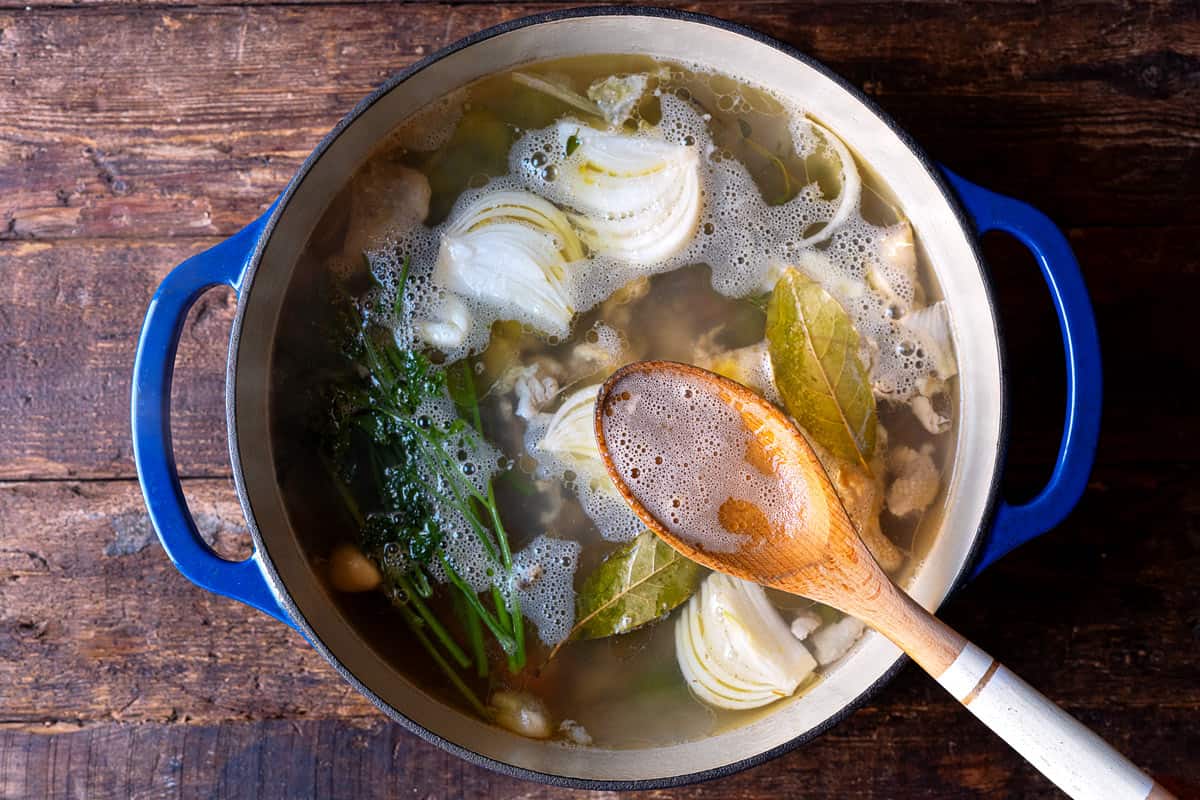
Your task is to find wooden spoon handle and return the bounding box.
[935,642,1173,800]
[874,593,1171,800]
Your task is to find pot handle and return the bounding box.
[943,170,1102,576]
[131,207,296,628]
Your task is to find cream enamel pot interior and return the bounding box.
[131,7,1101,789]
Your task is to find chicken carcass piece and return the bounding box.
[886,443,940,518]
[825,457,903,574]
[343,159,431,258]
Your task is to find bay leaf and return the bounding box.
[766,267,877,469]
[572,531,704,640]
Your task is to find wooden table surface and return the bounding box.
[1,1,1198,797]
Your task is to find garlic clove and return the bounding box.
[489,690,554,739]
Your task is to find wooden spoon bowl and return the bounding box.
[594,359,956,666]
[594,360,1169,800]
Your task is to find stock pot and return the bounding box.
[131,7,1101,789]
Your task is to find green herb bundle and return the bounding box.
[322,261,524,714]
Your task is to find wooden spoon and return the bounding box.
[595,360,1170,800]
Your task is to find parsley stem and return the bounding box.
[409,567,433,599]
[491,585,519,672]
[395,599,486,716]
[483,482,525,670]
[431,437,491,509]
[485,481,512,567]
[361,332,397,389]
[457,357,484,434]
[491,585,511,630]
[510,591,526,671]
[455,592,488,678]
[482,479,525,670]
[397,426,502,565]
[393,255,411,317]
[324,459,365,528]
[397,573,470,669]
[441,553,517,655]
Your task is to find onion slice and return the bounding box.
[675,574,816,710]
[796,120,862,248]
[431,190,583,339]
[537,384,606,478]
[552,123,703,264]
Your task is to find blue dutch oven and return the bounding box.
[131,7,1100,789]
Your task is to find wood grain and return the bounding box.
[0,464,1196,795]
[2,226,1195,481]
[1,3,1196,241]
[0,710,1196,800]
[0,239,234,481]
[1,1,1198,797]
[0,479,373,731]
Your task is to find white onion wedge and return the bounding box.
[433,190,583,338]
[537,384,606,479]
[795,120,862,248]
[675,574,816,710]
[553,123,702,264]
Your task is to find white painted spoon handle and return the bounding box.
[938,642,1171,800]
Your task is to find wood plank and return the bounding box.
[1,3,1196,241]
[2,226,1195,482]
[0,478,377,729]
[0,238,235,481]
[0,466,1196,727]
[0,466,1196,797]
[0,3,1195,798]
[0,710,1195,800]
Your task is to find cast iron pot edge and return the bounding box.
[222,6,1009,790]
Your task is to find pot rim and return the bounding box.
[225,5,1009,790]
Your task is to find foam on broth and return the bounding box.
[371,93,938,402]
[270,53,957,749]
[600,368,813,555]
